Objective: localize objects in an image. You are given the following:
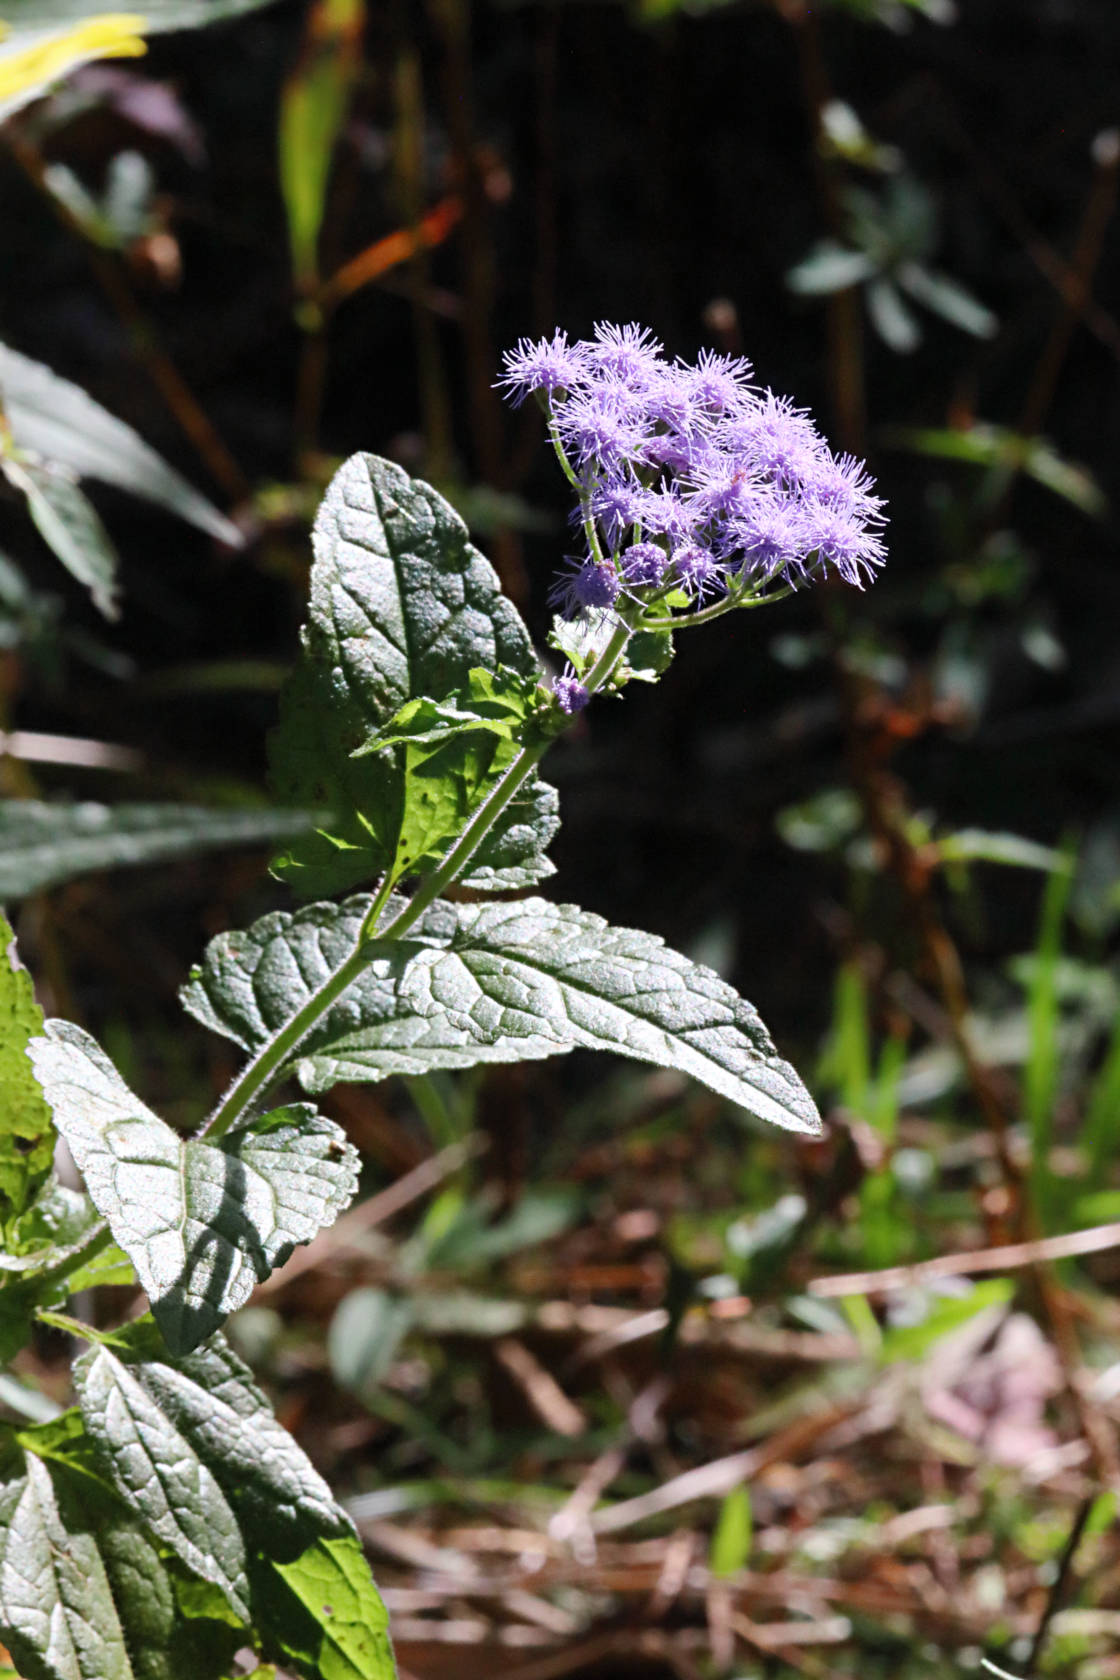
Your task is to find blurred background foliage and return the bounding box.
[3,1,1120,1676]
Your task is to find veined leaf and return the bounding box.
[181,894,822,1135]
[74,1346,250,1618]
[76,1321,396,1676]
[0,800,325,899]
[359,665,542,754]
[268,452,556,896]
[0,913,54,1233]
[0,342,240,545]
[0,1442,239,1680]
[127,1331,351,1549]
[352,667,546,885]
[262,1535,396,1680]
[27,1022,360,1353]
[2,454,121,619]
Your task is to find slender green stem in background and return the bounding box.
[202,608,638,1143]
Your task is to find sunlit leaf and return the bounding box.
[181,893,822,1135]
[1,455,120,619]
[269,452,555,896]
[0,13,145,122]
[27,1022,359,1352]
[0,342,240,545]
[279,0,364,292]
[0,913,54,1234]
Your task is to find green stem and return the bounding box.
[642,580,798,632]
[199,935,377,1141]
[202,612,637,1142]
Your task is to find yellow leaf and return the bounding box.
[0,14,147,113]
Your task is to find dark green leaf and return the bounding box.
[623,628,674,684]
[2,456,120,619]
[0,343,239,545]
[73,1345,249,1618]
[268,453,551,896]
[0,913,54,1232]
[896,260,997,338]
[786,241,878,295]
[459,776,559,890]
[27,1023,359,1352]
[0,801,325,899]
[1,1413,247,1680]
[181,894,822,1135]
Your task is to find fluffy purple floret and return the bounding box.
[621,541,669,588]
[549,557,621,619]
[673,542,723,597]
[498,330,586,406]
[553,672,591,714]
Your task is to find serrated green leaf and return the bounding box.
[0,1453,135,1680]
[0,342,239,545]
[0,913,54,1231]
[268,452,553,896]
[1,1419,244,1680]
[0,801,325,900]
[27,1023,360,1352]
[73,1345,249,1618]
[356,668,545,885]
[623,628,674,683]
[2,455,121,619]
[129,1331,353,1553]
[360,665,541,754]
[263,1535,396,1680]
[181,894,822,1135]
[32,1322,394,1676]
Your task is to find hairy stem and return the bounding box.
[201,613,635,1141]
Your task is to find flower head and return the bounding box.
[553,671,591,714]
[620,541,669,588]
[498,330,586,406]
[549,557,622,620]
[497,323,887,614]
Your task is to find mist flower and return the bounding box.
[553,671,591,714]
[498,321,887,622]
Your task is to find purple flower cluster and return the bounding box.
[499,323,886,612]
